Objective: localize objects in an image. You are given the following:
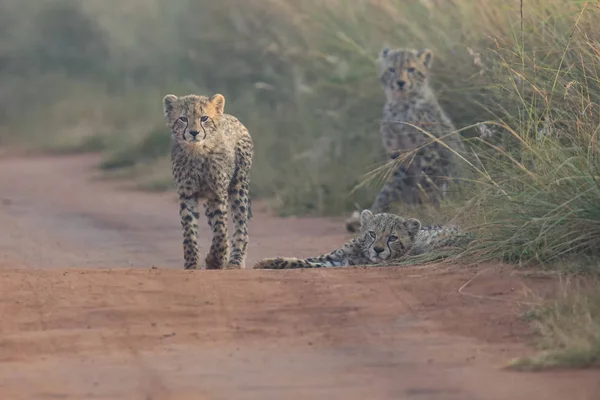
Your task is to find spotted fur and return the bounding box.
[163,93,254,269]
[346,48,466,233]
[254,210,469,269]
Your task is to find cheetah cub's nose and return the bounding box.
[189,130,200,138]
[396,80,406,89]
[373,246,385,254]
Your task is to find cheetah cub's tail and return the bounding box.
[253,257,338,269]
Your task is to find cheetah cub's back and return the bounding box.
[163,93,254,270]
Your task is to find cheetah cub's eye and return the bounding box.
[407,67,416,73]
[200,116,209,122]
[178,116,188,123]
[388,235,398,242]
[368,231,376,239]
[388,67,396,73]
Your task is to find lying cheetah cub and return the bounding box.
[163,93,253,269]
[253,210,467,269]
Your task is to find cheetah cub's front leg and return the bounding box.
[204,196,230,269]
[179,195,201,269]
[163,93,254,269]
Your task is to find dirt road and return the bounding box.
[0,154,597,400]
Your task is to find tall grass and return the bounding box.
[0,0,598,224]
[451,1,600,268]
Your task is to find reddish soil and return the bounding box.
[0,154,598,400]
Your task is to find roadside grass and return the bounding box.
[449,0,600,271]
[509,275,600,371]
[447,1,599,369]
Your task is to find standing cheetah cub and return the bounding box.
[346,48,466,232]
[163,93,254,269]
[254,210,469,269]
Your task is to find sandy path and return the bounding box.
[0,154,597,400]
[0,154,347,269]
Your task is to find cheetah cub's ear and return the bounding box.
[209,94,225,115]
[417,48,433,69]
[163,94,178,119]
[377,47,390,66]
[403,218,422,240]
[360,209,374,227]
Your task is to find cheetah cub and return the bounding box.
[346,48,466,232]
[254,210,468,269]
[163,93,253,269]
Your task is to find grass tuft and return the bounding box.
[509,277,600,371]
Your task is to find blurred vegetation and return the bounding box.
[0,0,498,215]
[0,0,596,222]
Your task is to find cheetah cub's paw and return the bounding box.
[225,263,244,270]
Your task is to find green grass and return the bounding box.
[445,1,600,270]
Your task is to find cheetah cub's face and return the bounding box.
[359,210,421,263]
[162,93,225,149]
[377,47,433,101]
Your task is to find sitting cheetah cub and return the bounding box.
[163,93,254,269]
[254,210,468,269]
[346,47,466,233]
